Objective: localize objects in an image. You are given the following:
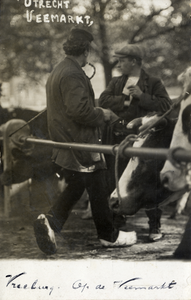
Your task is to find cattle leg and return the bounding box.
[169,192,189,219]
[145,208,163,242]
[174,215,191,259]
[81,200,92,220]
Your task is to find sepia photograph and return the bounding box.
[0,0,191,299]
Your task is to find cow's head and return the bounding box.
[177,66,191,95]
[160,68,191,192]
[109,155,145,215]
[182,104,191,143]
[160,99,191,192]
[109,115,174,215]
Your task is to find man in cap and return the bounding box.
[34,29,137,255]
[99,44,172,242]
[99,44,172,135]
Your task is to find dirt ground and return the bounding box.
[0,177,190,261]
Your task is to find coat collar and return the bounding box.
[65,55,91,79]
[65,56,95,98]
[138,68,149,92]
[121,68,149,92]
[65,55,83,72]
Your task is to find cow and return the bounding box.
[0,108,62,186]
[107,112,178,244]
[160,67,191,259]
[109,115,175,215]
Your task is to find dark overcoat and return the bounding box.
[46,56,106,171]
[99,69,172,143]
[99,69,172,123]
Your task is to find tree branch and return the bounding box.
[135,22,190,43]
[129,5,172,43]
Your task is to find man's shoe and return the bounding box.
[148,229,164,242]
[34,214,57,255]
[100,230,137,247]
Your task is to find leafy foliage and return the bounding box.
[0,0,190,86]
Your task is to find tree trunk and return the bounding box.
[102,60,113,87]
[96,1,113,88]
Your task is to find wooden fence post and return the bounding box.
[2,122,12,217]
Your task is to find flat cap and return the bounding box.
[68,28,94,42]
[114,44,143,59]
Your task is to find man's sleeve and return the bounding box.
[138,78,172,112]
[99,78,126,111]
[60,74,105,127]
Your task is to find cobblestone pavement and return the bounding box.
[0,178,190,261]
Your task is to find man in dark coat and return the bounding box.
[34,29,137,255]
[99,44,172,140]
[99,44,172,242]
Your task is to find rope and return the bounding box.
[114,134,138,207]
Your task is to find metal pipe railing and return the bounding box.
[20,136,191,162]
[1,129,191,218]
